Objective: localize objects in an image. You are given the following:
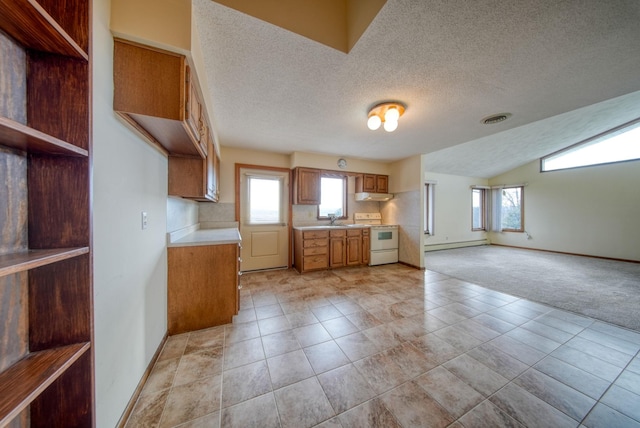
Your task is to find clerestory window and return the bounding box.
[541,118,640,172]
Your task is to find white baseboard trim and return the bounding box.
[424,239,489,252]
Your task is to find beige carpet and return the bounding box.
[424,245,640,332]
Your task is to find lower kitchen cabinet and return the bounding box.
[168,243,239,334]
[293,229,329,273]
[294,227,369,273]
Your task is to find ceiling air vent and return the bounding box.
[481,113,512,124]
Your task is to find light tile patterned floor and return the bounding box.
[125,264,640,428]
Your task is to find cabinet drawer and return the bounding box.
[347,229,362,237]
[303,230,328,239]
[303,255,328,270]
[304,246,327,256]
[303,238,328,248]
[329,229,346,237]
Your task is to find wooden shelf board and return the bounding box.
[0,0,88,60]
[0,247,89,278]
[0,117,88,157]
[0,342,90,426]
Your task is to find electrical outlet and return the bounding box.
[141,211,148,230]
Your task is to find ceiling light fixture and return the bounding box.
[367,102,406,132]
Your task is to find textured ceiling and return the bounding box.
[194,0,640,178]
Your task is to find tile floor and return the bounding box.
[125,264,640,428]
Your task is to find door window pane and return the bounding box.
[249,176,281,223]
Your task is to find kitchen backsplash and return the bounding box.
[293,194,381,226]
[167,196,198,233]
[189,195,381,229]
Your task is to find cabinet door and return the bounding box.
[168,155,206,200]
[376,175,388,193]
[185,66,202,144]
[168,137,217,202]
[362,231,370,265]
[329,234,346,268]
[346,231,362,266]
[293,167,320,204]
[362,174,376,192]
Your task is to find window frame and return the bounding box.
[471,187,486,231]
[424,182,435,235]
[317,172,348,220]
[500,186,524,232]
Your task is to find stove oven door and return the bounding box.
[370,227,398,251]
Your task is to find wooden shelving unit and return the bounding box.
[0,247,89,277]
[0,343,90,426]
[0,117,88,156]
[0,0,93,426]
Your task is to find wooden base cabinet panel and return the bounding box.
[168,244,239,334]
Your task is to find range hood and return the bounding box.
[355,192,394,202]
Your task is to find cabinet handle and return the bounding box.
[238,271,243,276]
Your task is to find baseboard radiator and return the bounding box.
[424,239,489,252]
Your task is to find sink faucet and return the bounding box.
[328,214,338,225]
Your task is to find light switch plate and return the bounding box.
[141,211,148,230]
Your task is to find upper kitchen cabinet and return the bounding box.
[169,131,220,202]
[356,174,388,193]
[292,167,321,205]
[113,39,207,158]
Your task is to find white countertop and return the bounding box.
[167,227,241,247]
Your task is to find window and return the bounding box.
[472,188,486,231]
[500,186,523,232]
[424,182,435,234]
[318,175,347,218]
[248,176,283,224]
[541,118,640,172]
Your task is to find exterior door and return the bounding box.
[239,167,289,271]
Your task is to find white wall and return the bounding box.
[290,151,390,175]
[219,146,291,204]
[383,155,424,268]
[423,171,489,250]
[94,0,169,425]
[489,159,640,261]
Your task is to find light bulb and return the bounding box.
[384,119,398,132]
[385,107,400,122]
[367,114,381,130]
